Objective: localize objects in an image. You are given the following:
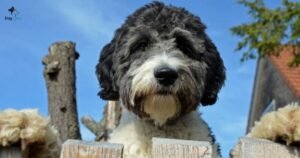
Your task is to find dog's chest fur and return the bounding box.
[108,107,219,158]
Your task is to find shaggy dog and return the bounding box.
[247,102,300,145]
[96,2,225,158]
[231,102,300,158]
[0,109,61,158]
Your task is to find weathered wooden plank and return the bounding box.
[0,146,22,158]
[152,137,212,158]
[60,139,123,158]
[232,137,300,158]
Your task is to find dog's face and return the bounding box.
[96,2,225,126]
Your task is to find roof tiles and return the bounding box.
[269,47,300,98]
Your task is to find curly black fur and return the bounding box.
[96,1,225,106]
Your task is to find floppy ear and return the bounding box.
[201,37,226,106]
[96,43,119,100]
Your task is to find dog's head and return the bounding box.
[96,2,226,126]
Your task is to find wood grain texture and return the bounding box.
[233,137,300,158]
[152,137,212,158]
[60,139,123,158]
[0,147,22,158]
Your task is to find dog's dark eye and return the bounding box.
[175,36,202,60]
[130,41,149,53]
[176,36,194,54]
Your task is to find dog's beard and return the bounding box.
[141,94,181,126]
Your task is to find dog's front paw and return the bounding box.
[122,142,151,158]
[128,143,142,155]
[248,103,300,145]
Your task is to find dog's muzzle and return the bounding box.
[124,52,202,126]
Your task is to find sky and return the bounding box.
[0,0,281,157]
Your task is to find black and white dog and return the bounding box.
[96,2,225,157]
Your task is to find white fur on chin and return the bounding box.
[142,94,181,126]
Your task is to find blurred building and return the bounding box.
[247,47,300,133]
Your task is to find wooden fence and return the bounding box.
[232,137,300,158]
[59,137,300,158]
[0,147,22,158]
[2,137,300,158]
[0,138,212,158]
[60,138,212,158]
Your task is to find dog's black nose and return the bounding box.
[154,67,178,86]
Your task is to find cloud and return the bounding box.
[44,0,123,41]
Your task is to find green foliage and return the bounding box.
[231,0,300,66]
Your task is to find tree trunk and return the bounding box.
[43,41,81,142]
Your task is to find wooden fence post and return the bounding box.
[152,137,212,158]
[231,137,300,158]
[0,147,23,158]
[43,41,81,142]
[60,139,123,158]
